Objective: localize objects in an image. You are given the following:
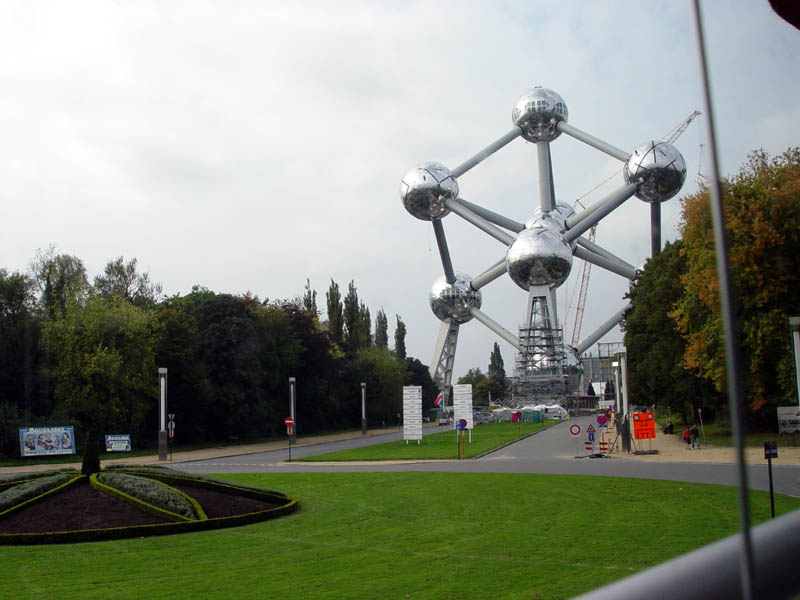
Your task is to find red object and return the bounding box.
[511,411,522,423]
[569,424,581,436]
[285,417,294,426]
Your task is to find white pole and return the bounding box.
[791,317,800,408]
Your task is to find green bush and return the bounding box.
[0,473,75,513]
[96,472,198,520]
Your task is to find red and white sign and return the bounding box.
[586,424,596,434]
[569,424,581,436]
[597,415,607,426]
[285,417,294,426]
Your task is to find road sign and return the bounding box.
[764,441,778,459]
[168,413,175,421]
[167,421,175,430]
[597,415,607,426]
[588,432,595,442]
[456,418,467,431]
[285,417,294,426]
[168,428,174,439]
[632,411,656,440]
[569,424,581,436]
[586,424,596,434]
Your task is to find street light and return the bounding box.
[289,377,296,443]
[158,368,168,461]
[361,382,367,436]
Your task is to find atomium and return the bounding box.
[400,161,458,221]
[429,272,482,324]
[403,86,686,406]
[624,141,687,203]
[506,227,573,290]
[511,86,568,143]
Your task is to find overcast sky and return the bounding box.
[2,1,798,381]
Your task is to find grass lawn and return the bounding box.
[657,417,800,448]
[299,421,550,461]
[3,472,798,599]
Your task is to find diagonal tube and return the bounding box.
[445,198,516,246]
[432,219,456,284]
[573,246,637,280]
[470,258,507,290]
[576,236,635,270]
[557,122,630,162]
[576,304,629,355]
[563,183,637,243]
[451,127,523,178]
[457,198,525,233]
[468,307,522,351]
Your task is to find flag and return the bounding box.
[434,392,443,407]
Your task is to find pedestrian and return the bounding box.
[683,427,691,449]
[690,424,700,449]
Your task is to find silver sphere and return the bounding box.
[512,87,568,143]
[624,141,687,203]
[524,202,576,231]
[429,272,482,324]
[400,162,458,221]
[506,227,573,290]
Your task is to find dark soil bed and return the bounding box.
[0,478,282,534]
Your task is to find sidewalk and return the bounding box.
[1,425,429,475]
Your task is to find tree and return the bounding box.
[343,281,370,352]
[94,256,162,307]
[394,315,407,359]
[457,367,486,387]
[0,270,35,415]
[302,278,318,319]
[42,294,157,471]
[622,240,720,422]
[375,308,389,349]
[671,148,800,426]
[474,378,504,406]
[487,342,506,397]
[29,246,88,319]
[404,356,437,408]
[326,279,344,346]
[349,347,406,426]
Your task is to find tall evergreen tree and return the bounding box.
[325,279,343,346]
[488,342,506,386]
[394,315,407,360]
[302,278,318,319]
[375,308,389,349]
[343,281,361,353]
[359,302,371,348]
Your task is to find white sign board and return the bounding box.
[403,386,423,441]
[598,400,614,410]
[453,384,474,430]
[778,406,800,434]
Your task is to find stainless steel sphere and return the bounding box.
[429,272,482,324]
[400,162,458,221]
[512,87,568,143]
[624,141,687,203]
[506,227,573,290]
[524,202,576,231]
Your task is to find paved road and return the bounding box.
[172,416,800,497]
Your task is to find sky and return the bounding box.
[2,0,799,382]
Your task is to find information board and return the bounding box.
[19,426,76,457]
[453,384,474,430]
[403,386,423,441]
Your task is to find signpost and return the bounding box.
[285,416,294,461]
[158,367,168,461]
[361,382,367,436]
[456,418,467,459]
[570,423,581,457]
[288,377,297,444]
[402,386,422,445]
[167,413,175,461]
[765,441,778,518]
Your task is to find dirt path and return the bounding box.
[607,424,800,465]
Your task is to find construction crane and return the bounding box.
[567,110,702,347]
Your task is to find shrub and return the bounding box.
[0,473,74,513]
[96,472,198,519]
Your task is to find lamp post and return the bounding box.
[158,368,168,461]
[791,317,800,408]
[289,377,296,444]
[361,382,367,435]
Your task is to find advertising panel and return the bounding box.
[19,426,76,457]
[105,434,132,452]
[777,407,800,434]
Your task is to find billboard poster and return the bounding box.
[403,385,422,441]
[19,426,76,457]
[778,407,800,434]
[105,434,132,452]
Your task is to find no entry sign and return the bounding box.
[284,417,294,426]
